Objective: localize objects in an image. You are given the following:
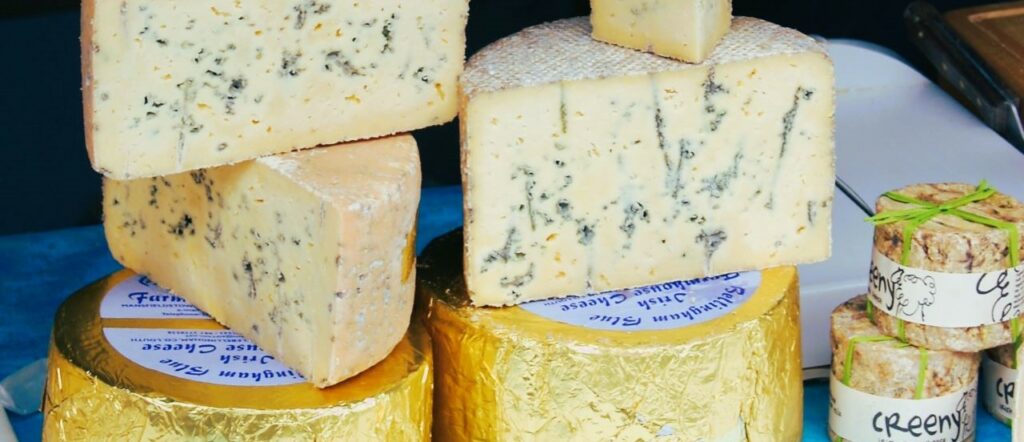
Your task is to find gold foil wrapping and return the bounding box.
[419,231,803,441]
[43,270,433,441]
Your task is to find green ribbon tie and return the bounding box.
[842,335,927,399]
[865,180,1022,345]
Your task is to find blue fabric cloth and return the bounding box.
[0,186,1009,441]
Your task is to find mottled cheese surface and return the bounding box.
[461,17,835,306]
[103,135,421,387]
[83,0,467,179]
[590,0,733,63]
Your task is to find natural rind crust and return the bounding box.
[80,0,96,167]
[873,307,1015,352]
[460,16,825,99]
[872,182,1024,351]
[831,296,980,399]
[987,344,1016,368]
[874,183,1024,273]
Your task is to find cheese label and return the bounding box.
[868,250,1024,328]
[981,353,1015,424]
[829,375,977,442]
[100,275,210,319]
[103,328,305,387]
[519,272,760,331]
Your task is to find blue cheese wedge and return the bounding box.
[103,135,421,387]
[460,17,835,306]
[591,0,732,63]
[83,0,468,179]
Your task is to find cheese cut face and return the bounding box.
[103,135,421,387]
[591,0,732,63]
[82,0,467,179]
[461,17,834,306]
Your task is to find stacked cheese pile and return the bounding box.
[423,1,836,439]
[828,182,1024,441]
[46,0,468,439]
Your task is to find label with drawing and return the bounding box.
[980,353,1015,424]
[829,375,977,442]
[867,249,1024,327]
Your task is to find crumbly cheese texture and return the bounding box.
[103,135,421,387]
[590,0,732,63]
[870,183,1024,352]
[83,0,467,179]
[460,17,835,306]
[830,296,979,399]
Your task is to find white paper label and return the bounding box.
[100,274,210,319]
[103,328,305,386]
[981,353,1015,424]
[829,375,977,442]
[519,272,760,331]
[867,250,1024,328]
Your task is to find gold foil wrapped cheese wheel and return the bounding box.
[419,230,802,441]
[43,270,432,441]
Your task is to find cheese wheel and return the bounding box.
[419,230,802,441]
[982,345,1016,425]
[829,295,979,442]
[1015,346,1024,441]
[869,183,1024,352]
[42,270,432,441]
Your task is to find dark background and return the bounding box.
[0,0,991,235]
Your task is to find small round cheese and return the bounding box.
[829,295,980,442]
[871,183,1024,352]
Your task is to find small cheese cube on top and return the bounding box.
[590,0,732,63]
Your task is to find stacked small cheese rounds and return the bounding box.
[56,1,471,439]
[829,182,1024,440]
[427,1,836,439]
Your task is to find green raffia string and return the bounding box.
[842,335,927,399]
[865,180,1023,346]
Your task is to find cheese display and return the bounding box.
[866,182,1024,352]
[590,0,732,63]
[982,345,1016,425]
[42,271,433,441]
[420,230,803,441]
[103,135,421,387]
[460,17,835,306]
[82,0,468,179]
[829,296,980,442]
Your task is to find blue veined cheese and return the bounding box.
[591,0,732,63]
[103,135,421,387]
[83,0,468,179]
[460,17,834,306]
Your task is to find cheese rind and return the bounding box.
[870,183,1024,352]
[103,135,421,387]
[590,0,732,63]
[460,17,835,306]
[83,0,467,179]
[830,296,979,399]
